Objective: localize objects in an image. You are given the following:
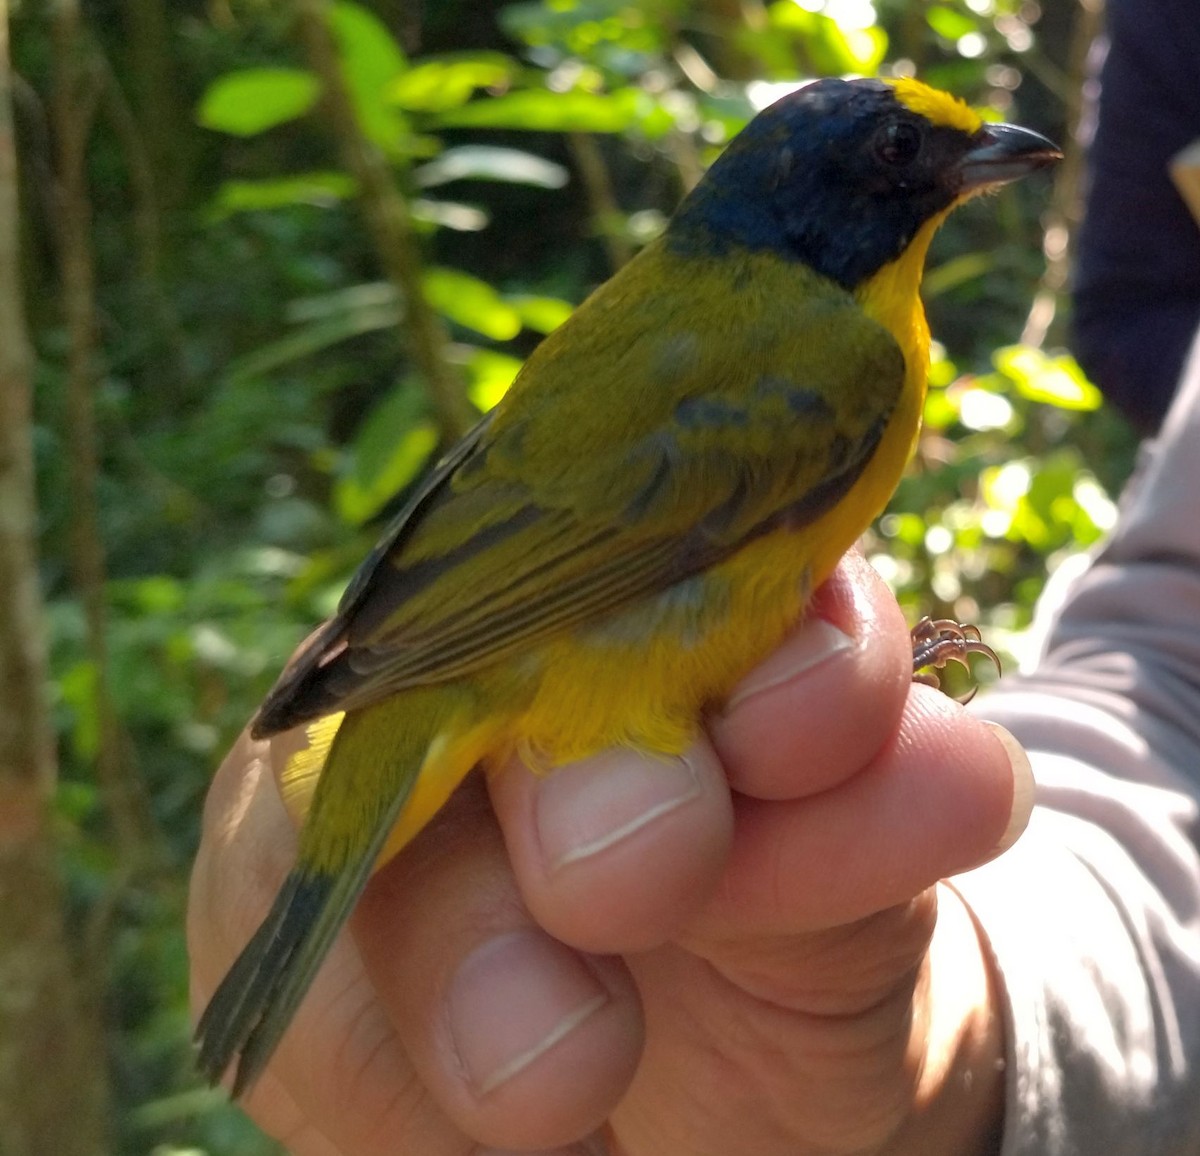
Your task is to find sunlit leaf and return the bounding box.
[415,146,569,189]
[922,389,957,431]
[958,386,1014,431]
[197,68,320,136]
[336,400,439,527]
[462,349,524,410]
[508,294,574,333]
[389,53,519,111]
[349,383,428,490]
[434,88,642,133]
[993,346,1102,411]
[927,5,980,40]
[423,268,522,339]
[329,1,411,154]
[765,3,887,75]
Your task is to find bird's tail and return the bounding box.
[195,688,499,1097]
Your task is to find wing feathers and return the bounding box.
[253,270,906,735]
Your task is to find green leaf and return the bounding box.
[434,88,642,133]
[350,383,428,489]
[196,68,320,137]
[59,660,100,758]
[508,294,574,334]
[209,172,357,218]
[993,346,1102,411]
[336,387,439,526]
[389,53,519,111]
[922,251,994,298]
[461,348,524,410]
[415,146,569,189]
[927,5,981,41]
[226,303,399,384]
[329,1,411,154]
[765,3,887,75]
[423,267,522,340]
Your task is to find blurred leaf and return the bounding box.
[226,304,399,384]
[957,385,1015,431]
[389,52,519,111]
[415,145,569,189]
[329,0,411,154]
[286,281,396,323]
[434,88,642,132]
[423,268,522,339]
[411,198,490,231]
[923,251,994,298]
[196,68,320,136]
[927,5,980,40]
[508,294,574,334]
[209,172,357,218]
[58,660,100,758]
[336,385,439,525]
[993,346,1103,411]
[766,3,887,75]
[460,348,524,410]
[500,0,673,68]
[349,381,427,486]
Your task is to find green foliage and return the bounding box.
[17,0,1129,1151]
[197,67,322,135]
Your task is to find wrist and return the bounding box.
[882,883,1006,1156]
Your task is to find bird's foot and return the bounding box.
[910,616,1001,703]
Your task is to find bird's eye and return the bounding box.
[875,121,922,167]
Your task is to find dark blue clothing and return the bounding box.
[1072,0,1200,433]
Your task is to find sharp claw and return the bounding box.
[910,616,1001,702]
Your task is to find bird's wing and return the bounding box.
[253,278,905,734]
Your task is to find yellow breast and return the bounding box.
[504,242,936,767]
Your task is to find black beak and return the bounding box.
[960,121,1062,193]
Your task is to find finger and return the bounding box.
[354,771,644,1152]
[709,550,913,800]
[188,730,462,1156]
[486,737,734,956]
[693,689,1030,947]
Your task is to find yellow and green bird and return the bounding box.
[196,76,1059,1094]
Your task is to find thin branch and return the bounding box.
[568,133,634,273]
[51,0,160,866]
[1021,0,1105,348]
[297,0,474,443]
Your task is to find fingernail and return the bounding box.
[723,618,854,711]
[984,722,1035,855]
[536,750,701,871]
[448,931,609,1095]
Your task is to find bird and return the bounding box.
[195,75,1060,1095]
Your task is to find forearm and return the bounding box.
[960,330,1200,1153]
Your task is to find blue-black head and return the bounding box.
[668,77,1060,291]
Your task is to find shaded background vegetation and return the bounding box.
[3,0,1127,1151]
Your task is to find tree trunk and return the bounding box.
[0,2,110,1152]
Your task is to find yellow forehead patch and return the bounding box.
[886,78,982,134]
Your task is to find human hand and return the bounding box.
[189,551,1031,1156]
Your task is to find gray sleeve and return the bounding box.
[954,330,1200,1154]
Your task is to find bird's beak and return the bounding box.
[959,122,1062,193]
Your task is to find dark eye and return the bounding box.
[875,120,922,167]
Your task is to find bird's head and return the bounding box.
[668,77,1061,291]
